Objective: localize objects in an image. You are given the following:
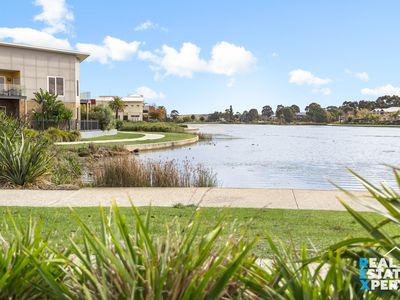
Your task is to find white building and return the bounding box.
[95,94,144,121]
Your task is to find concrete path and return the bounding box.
[0,188,380,211]
[55,132,165,145]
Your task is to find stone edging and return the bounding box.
[124,136,199,152]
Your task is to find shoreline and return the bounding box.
[187,122,400,128]
[124,136,199,152]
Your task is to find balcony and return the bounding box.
[0,84,25,98]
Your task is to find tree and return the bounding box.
[33,88,71,129]
[109,96,125,120]
[326,106,342,122]
[248,109,259,122]
[290,104,300,114]
[305,102,328,123]
[208,111,221,122]
[261,105,274,118]
[170,109,179,121]
[281,107,295,123]
[275,106,295,123]
[190,114,196,121]
[90,106,115,130]
[199,116,205,122]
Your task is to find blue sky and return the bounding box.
[1,1,400,113]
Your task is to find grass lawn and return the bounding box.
[59,132,196,149]
[82,132,145,141]
[0,206,392,256]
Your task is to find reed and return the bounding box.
[93,157,218,187]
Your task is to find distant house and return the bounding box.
[0,42,89,123]
[121,95,144,121]
[372,107,400,114]
[95,94,144,121]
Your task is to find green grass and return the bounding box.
[81,132,145,141]
[58,132,195,149]
[0,206,394,256]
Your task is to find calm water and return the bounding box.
[137,124,400,190]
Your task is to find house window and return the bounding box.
[48,76,64,96]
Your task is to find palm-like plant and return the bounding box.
[0,134,53,186]
[33,89,64,129]
[109,96,125,120]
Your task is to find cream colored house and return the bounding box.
[0,42,89,121]
[95,95,144,121]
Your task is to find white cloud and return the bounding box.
[289,69,331,86]
[135,86,165,99]
[355,72,369,82]
[139,41,255,78]
[76,36,141,64]
[346,69,369,81]
[134,20,168,32]
[272,52,277,57]
[361,84,400,96]
[33,0,74,34]
[0,27,71,49]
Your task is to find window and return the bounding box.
[47,76,64,96]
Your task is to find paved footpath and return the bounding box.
[0,188,381,211]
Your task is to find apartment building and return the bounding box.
[0,42,89,120]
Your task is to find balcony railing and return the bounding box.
[0,84,25,97]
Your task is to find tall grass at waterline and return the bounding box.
[93,157,217,187]
[197,132,213,140]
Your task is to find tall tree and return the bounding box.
[261,105,274,118]
[170,109,179,121]
[248,109,259,122]
[290,104,300,113]
[109,96,125,120]
[305,102,328,123]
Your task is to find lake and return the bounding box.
[137,124,400,190]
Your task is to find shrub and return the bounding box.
[0,134,52,186]
[120,121,187,132]
[90,105,115,130]
[43,127,80,142]
[0,112,27,139]
[115,119,123,130]
[93,157,217,187]
[51,150,82,185]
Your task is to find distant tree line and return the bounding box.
[202,95,400,125]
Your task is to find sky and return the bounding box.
[1,1,400,114]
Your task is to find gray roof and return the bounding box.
[0,41,90,62]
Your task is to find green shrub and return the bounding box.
[120,121,187,132]
[77,146,91,157]
[115,119,123,130]
[0,134,52,186]
[0,112,27,138]
[43,127,80,142]
[0,212,70,299]
[90,105,115,130]
[51,151,82,185]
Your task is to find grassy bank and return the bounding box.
[59,132,195,149]
[0,206,393,255]
[81,132,145,141]
[120,121,187,132]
